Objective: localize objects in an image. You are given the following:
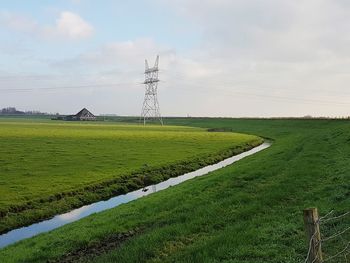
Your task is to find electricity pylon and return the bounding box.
[140,55,163,125]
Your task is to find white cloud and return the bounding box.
[0,10,93,40]
[50,38,174,71]
[139,0,350,117]
[54,11,93,39]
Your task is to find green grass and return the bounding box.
[0,118,262,234]
[1,118,349,263]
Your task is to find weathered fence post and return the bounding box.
[304,208,323,263]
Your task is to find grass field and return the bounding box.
[0,118,262,234]
[1,118,349,263]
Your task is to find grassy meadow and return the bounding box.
[0,118,262,234]
[0,118,349,263]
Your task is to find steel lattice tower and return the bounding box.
[140,55,163,125]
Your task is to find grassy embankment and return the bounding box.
[0,119,262,234]
[1,118,349,262]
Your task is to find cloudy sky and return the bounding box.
[1,0,350,117]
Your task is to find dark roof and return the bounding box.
[75,108,95,117]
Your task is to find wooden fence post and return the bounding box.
[304,208,323,263]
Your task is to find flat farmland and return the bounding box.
[1,118,349,263]
[0,119,262,233]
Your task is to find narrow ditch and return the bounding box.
[0,142,271,249]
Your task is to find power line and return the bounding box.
[1,73,350,108]
[0,82,137,93]
[162,80,350,107]
[163,70,350,97]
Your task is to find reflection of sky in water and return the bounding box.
[0,143,270,248]
[57,205,93,221]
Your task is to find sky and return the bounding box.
[1,0,350,117]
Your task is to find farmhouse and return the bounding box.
[65,108,96,121]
